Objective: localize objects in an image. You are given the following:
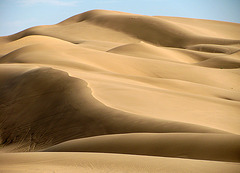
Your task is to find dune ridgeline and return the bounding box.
[0,10,240,173]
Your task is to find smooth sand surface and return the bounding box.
[0,10,240,172]
[1,152,240,173]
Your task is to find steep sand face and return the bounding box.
[0,9,240,172]
[1,67,225,152]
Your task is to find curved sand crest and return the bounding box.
[0,67,225,152]
[43,133,240,162]
[58,10,240,47]
[0,9,240,172]
[108,42,240,69]
[107,42,199,63]
[1,152,240,173]
[1,40,240,134]
[2,10,240,47]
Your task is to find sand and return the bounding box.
[0,9,240,172]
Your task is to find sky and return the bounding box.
[0,0,240,36]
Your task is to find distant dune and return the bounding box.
[0,10,240,172]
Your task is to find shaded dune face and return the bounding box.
[0,68,106,150]
[0,9,240,172]
[57,10,240,47]
[0,68,225,151]
[43,133,240,163]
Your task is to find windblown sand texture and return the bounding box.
[0,10,240,172]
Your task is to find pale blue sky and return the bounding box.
[0,0,239,36]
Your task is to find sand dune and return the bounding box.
[1,67,226,152]
[58,10,240,47]
[43,133,240,162]
[0,9,240,172]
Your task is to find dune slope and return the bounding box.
[1,152,240,173]
[43,133,240,162]
[1,67,225,152]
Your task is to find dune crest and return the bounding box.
[0,9,240,172]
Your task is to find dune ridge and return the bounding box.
[1,67,227,152]
[0,9,240,172]
[43,133,240,162]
